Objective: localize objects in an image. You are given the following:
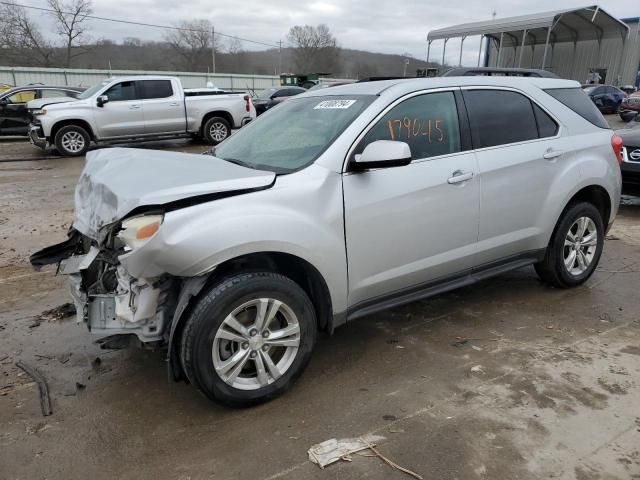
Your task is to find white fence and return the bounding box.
[0,66,281,92]
[0,66,354,92]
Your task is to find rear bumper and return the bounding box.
[28,125,47,149]
[241,116,253,127]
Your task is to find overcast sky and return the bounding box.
[21,0,639,65]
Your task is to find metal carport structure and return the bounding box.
[426,6,629,78]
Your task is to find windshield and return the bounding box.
[215,95,374,173]
[77,80,110,99]
[257,88,278,99]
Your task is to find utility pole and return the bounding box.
[278,40,283,75]
[211,25,216,74]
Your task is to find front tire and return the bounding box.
[180,272,317,407]
[54,125,90,157]
[535,202,604,288]
[203,116,231,145]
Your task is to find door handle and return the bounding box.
[129,104,141,109]
[447,170,474,184]
[169,102,180,107]
[543,149,563,160]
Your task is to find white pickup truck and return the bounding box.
[28,76,256,156]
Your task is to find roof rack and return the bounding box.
[441,67,559,78]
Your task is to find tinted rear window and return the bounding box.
[463,90,539,148]
[545,88,609,129]
[140,80,173,99]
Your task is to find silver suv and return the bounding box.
[32,77,623,406]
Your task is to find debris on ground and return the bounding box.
[308,435,423,479]
[15,360,52,416]
[470,365,485,374]
[308,435,386,468]
[36,303,75,322]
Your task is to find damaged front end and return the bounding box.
[31,221,176,346]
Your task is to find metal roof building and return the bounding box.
[427,6,640,86]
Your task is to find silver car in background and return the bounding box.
[32,76,622,406]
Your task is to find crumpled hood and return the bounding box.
[73,148,275,239]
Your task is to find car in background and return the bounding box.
[28,76,255,156]
[617,124,640,196]
[251,86,306,115]
[0,85,84,136]
[582,84,626,114]
[619,91,640,122]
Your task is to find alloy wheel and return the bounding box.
[209,122,228,142]
[212,298,301,390]
[60,131,85,153]
[563,216,598,276]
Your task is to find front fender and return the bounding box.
[119,167,348,314]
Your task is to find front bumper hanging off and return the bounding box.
[28,124,47,149]
[31,233,172,344]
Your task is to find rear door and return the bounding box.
[94,80,145,138]
[139,79,185,134]
[343,89,480,307]
[462,88,562,264]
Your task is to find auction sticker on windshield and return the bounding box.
[314,100,357,109]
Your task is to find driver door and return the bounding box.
[343,90,480,308]
[93,80,145,138]
[0,89,36,135]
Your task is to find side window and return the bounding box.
[7,90,36,103]
[463,90,539,148]
[532,104,558,138]
[272,89,286,98]
[103,81,138,102]
[357,92,461,160]
[41,89,73,98]
[140,80,173,99]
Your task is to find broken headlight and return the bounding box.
[118,214,164,251]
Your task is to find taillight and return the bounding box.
[611,134,624,166]
[244,95,250,112]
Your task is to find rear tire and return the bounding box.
[54,125,90,157]
[534,202,604,288]
[203,116,231,145]
[180,272,317,407]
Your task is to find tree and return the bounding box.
[0,3,55,67]
[48,0,93,67]
[287,24,340,73]
[165,19,214,72]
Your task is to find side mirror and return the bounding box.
[352,140,412,170]
[0,98,8,106]
[97,95,109,107]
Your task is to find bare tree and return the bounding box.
[165,19,214,72]
[48,0,93,68]
[287,24,340,73]
[0,4,56,67]
[226,37,243,55]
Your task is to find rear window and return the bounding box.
[140,80,173,99]
[545,88,609,129]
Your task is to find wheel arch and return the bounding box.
[200,110,234,132]
[50,119,95,141]
[167,251,334,382]
[565,185,611,228]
